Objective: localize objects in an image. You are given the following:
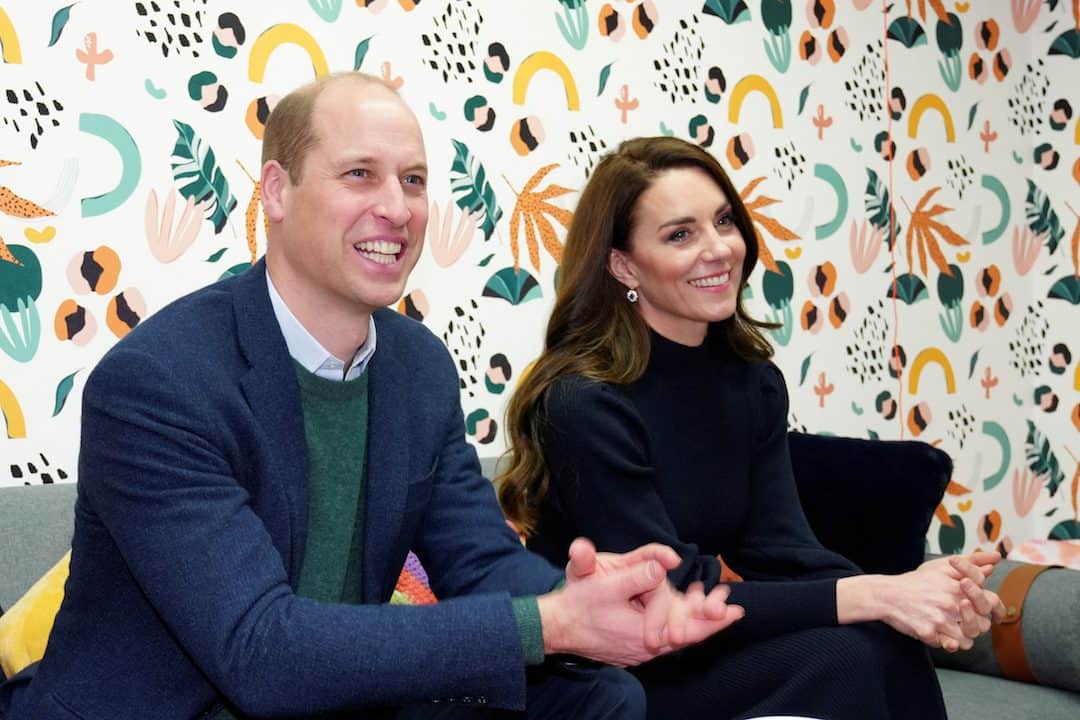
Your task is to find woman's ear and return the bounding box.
[260,161,289,223]
[607,249,637,289]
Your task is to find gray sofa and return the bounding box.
[3,481,1079,718]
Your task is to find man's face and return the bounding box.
[270,81,429,327]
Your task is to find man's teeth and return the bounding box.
[354,241,402,264]
[689,273,730,288]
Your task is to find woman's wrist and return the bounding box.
[836,574,892,625]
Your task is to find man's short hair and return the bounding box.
[261,71,398,185]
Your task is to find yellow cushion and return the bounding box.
[0,550,70,678]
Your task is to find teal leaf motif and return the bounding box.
[1049,520,1080,540]
[886,16,927,48]
[1024,420,1066,497]
[1049,29,1080,58]
[482,266,542,305]
[865,169,900,249]
[702,0,750,24]
[170,120,238,235]
[938,514,965,554]
[887,273,928,305]
[49,3,77,47]
[52,370,79,417]
[478,253,495,267]
[308,0,343,22]
[762,260,794,308]
[219,262,251,280]
[597,62,614,96]
[799,353,812,386]
[353,36,373,70]
[206,248,228,262]
[1047,275,1080,304]
[555,0,589,50]
[797,84,811,115]
[967,350,979,379]
[966,102,978,131]
[1025,180,1065,254]
[450,139,503,241]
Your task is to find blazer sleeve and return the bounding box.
[77,346,534,715]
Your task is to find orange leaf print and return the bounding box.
[0,186,55,219]
[904,186,968,277]
[739,176,800,275]
[503,164,574,272]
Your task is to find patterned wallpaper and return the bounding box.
[0,0,1077,554]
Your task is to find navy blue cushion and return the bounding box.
[788,432,951,575]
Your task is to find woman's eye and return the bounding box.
[716,214,733,227]
[668,229,689,242]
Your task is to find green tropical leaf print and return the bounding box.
[797,84,811,115]
[1047,275,1080,304]
[450,139,503,241]
[887,273,928,305]
[865,169,900,248]
[219,262,251,280]
[170,120,238,235]
[1025,420,1066,497]
[482,266,542,305]
[52,369,78,417]
[938,514,965,554]
[1025,180,1065,253]
[354,36,373,70]
[49,3,77,47]
[1049,520,1080,540]
[702,0,750,24]
[886,17,927,48]
[597,62,614,96]
[1049,28,1080,58]
[762,260,793,308]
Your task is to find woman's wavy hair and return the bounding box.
[497,136,775,536]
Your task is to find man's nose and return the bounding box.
[375,178,411,227]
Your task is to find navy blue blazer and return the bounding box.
[2,261,560,719]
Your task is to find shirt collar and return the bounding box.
[265,269,376,382]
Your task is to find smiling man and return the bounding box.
[0,73,740,720]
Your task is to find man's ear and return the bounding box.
[260,161,289,223]
[607,248,637,289]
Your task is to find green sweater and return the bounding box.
[214,364,541,718]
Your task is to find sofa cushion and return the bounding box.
[0,551,69,678]
[936,668,1080,720]
[0,484,77,612]
[930,558,1080,693]
[788,432,950,575]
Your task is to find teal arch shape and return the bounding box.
[981,420,1010,491]
[79,113,142,217]
[814,163,847,240]
[980,175,1009,245]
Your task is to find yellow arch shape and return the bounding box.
[1074,116,1079,145]
[512,51,580,111]
[908,94,955,142]
[0,378,26,438]
[908,347,957,395]
[0,7,22,64]
[729,74,783,129]
[249,23,329,83]
[1074,359,1080,391]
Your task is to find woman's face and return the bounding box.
[608,166,746,346]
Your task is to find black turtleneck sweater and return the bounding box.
[528,330,859,644]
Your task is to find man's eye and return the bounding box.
[403,174,426,187]
[348,169,370,178]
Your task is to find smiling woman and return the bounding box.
[498,136,1004,720]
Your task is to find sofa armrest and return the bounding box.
[930,557,1080,693]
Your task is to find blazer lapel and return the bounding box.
[362,317,411,603]
[233,261,309,581]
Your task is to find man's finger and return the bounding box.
[611,559,665,599]
[642,583,672,652]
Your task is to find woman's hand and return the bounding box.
[836,551,1006,651]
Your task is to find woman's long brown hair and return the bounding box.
[497,136,775,536]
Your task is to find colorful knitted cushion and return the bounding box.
[391,551,437,605]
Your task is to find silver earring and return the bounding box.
[626,288,639,303]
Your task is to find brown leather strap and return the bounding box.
[990,563,1059,683]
